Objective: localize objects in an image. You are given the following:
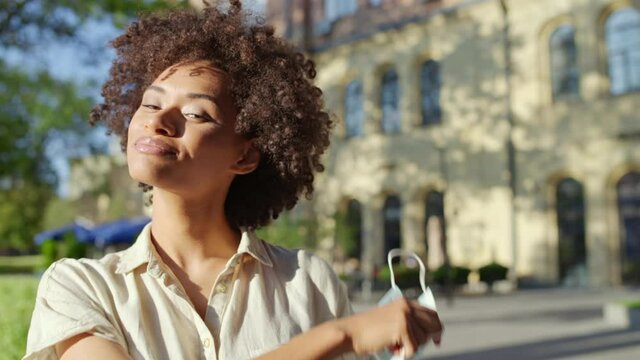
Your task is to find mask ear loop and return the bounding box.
[386,248,428,295]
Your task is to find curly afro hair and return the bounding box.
[90,0,333,230]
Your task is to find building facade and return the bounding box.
[261,0,640,287]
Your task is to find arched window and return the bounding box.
[345,80,364,138]
[383,195,402,258]
[617,171,640,284]
[549,25,580,100]
[420,60,442,126]
[555,178,587,286]
[605,8,640,95]
[380,69,401,134]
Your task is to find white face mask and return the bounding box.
[375,249,438,360]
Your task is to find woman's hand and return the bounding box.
[257,297,443,360]
[337,297,443,358]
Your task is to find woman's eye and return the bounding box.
[142,104,160,110]
[185,113,214,122]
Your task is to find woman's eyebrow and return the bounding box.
[145,85,219,105]
[146,85,166,94]
[186,92,219,105]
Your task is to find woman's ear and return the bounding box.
[231,143,260,175]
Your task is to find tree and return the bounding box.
[256,212,317,250]
[0,0,188,251]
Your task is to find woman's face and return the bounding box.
[127,61,257,198]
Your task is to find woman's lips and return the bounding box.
[134,137,177,156]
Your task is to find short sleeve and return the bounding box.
[301,253,373,360]
[23,259,127,360]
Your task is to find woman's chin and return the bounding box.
[128,160,174,188]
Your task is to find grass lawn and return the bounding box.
[0,274,40,360]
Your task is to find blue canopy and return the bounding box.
[34,223,94,245]
[92,217,150,248]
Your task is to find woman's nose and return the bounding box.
[145,109,179,136]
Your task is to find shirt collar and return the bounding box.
[115,222,273,274]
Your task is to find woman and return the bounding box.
[24,2,442,359]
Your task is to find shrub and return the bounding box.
[432,265,471,286]
[40,239,58,270]
[478,262,509,286]
[377,264,421,289]
[62,234,87,259]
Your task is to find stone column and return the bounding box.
[361,198,384,299]
[585,175,614,287]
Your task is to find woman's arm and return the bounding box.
[257,297,443,360]
[53,298,441,360]
[55,333,132,360]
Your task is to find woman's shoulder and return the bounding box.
[258,240,353,319]
[38,252,126,291]
[259,240,342,287]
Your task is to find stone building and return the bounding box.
[66,150,146,225]
[255,0,640,288]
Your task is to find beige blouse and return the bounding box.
[24,223,359,360]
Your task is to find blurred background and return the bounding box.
[1,0,640,359]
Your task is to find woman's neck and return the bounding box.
[149,188,241,269]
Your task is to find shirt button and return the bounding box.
[203,338,211,348]
[149,267,162,277]
[216,283,227,293]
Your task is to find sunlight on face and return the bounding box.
[126,61,248,199]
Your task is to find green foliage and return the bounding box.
[256,212,316,250]
[62,234,87,259]
[623,300,640,309]
[377,264,421,289]
[0,0,189,49]
[0,275,40,360]
[0,0,188,251]
[432,264,471,286]
[38,233,86,271]
[334,210,359,258]
[0,180,52,250]
[478,262,509,285]
[40,239,58,270]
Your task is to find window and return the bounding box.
[345,80,364,138]
[325,0,358,23]
[605,8,640,95]
[617,171,640,284]
[555,178,587,285]
[549,25,580,100]
[420,60,442,125]
[380,69,401,134]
